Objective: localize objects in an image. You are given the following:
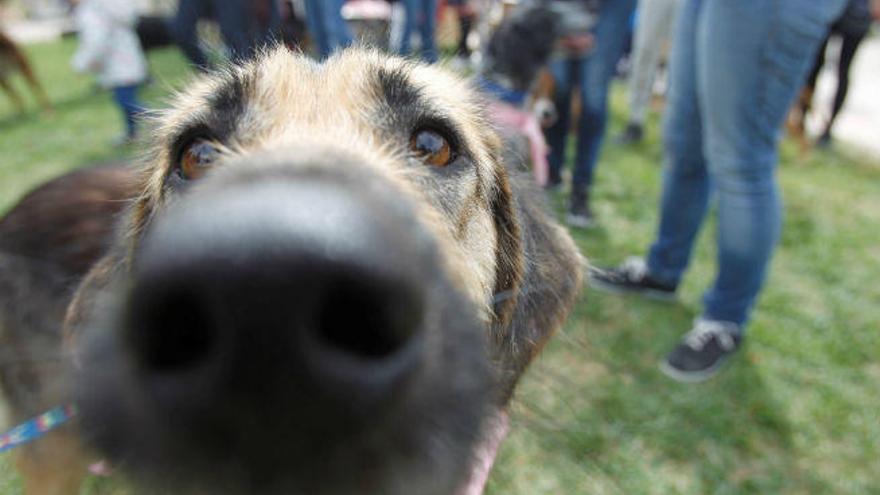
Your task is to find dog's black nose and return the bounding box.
[126,177,433,426]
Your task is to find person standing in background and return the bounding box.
[616,0,682,145]
[72,0,147,145]
[543,0,638,228]
[303,0,353,59]
[591,0,847,382]
[448,0,475,65]
[799,0,876,148]
[171,0,256,69]
[399,0,438,63]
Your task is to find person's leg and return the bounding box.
[213,0,255,62]
[323,0,353,54]
[399,0,417,55]
[455,4,474,57]
[111,85,143,138]
[805,35,829,96]
[626,0,680,130]
[544,58,576,187]
[172,0,209,69]
[420,0,438,63]
[303,0,330,57]
[822,30,867,139]
[569,0,637,198]
[645,0,710,287]
[698,0,845,326]
[0,76,25,114]
[794,34,829,133]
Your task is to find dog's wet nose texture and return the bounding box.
[128,178,429,409]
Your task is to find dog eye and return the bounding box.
[410,129,453,167]
[178,139,220,180]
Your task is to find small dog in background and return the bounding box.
[476,2,562,185]
[0,30,52,115]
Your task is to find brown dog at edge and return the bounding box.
[0,47,582,494]
[0,30,53,115]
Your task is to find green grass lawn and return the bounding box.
[1,39,879,494]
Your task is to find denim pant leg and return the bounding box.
[112,85,143,137]
[646,0,710,287]
[213,0,253,62]
[325,0,353,54]
[419,0,438,63]
[697,0,845,326]
[570,0,637,193]
[544,58,580,185]
[304,0,351,58]
[172,0,209,68]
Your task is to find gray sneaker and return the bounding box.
[660,319,742,383]
[588,257,677,301]
[566,190,594,229]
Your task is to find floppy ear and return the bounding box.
[63,252,125,353]
[489,170,583,405]
[490,167,525,329]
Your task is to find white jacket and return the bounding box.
[72,0,148,88]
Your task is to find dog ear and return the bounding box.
[63,253,124,352]
[490,166,525,329]
[489,171,583,404]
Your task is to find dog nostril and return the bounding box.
[129,285,217,372]
[313,278,422,360]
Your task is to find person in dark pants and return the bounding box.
[448,0,475,63]
[800,0,874,147]
[171,0,270,70]
[399,0,438,62]
[303,0,352,59]
[544,0,637,228]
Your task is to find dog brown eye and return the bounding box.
[178,139,220,180]
[410,129,453,167]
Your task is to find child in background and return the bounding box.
[72,0,147,145]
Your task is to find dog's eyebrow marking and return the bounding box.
[376,66,425,110]
[200,68,254,139]
[374,66,474,161]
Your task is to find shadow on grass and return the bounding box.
[501,289,832,493]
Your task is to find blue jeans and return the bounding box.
[303,0,352,59]
[399,0,438,63]
[111,85,143,138]
[646,0,846,327]
[172,0,254,68]
[545,0,637,192]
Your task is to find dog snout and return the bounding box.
[126,174,433,418]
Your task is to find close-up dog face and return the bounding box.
[64,47,552,494]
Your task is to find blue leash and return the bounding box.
[0,404,77,453]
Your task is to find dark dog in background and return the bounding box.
[0,30,52,115]
[0,46,582,494]
[476,2,572,185]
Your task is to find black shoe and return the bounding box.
[616,123,644,145]
[660,319,742,382]
[588,257,676,300]
[566,190,594,229]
